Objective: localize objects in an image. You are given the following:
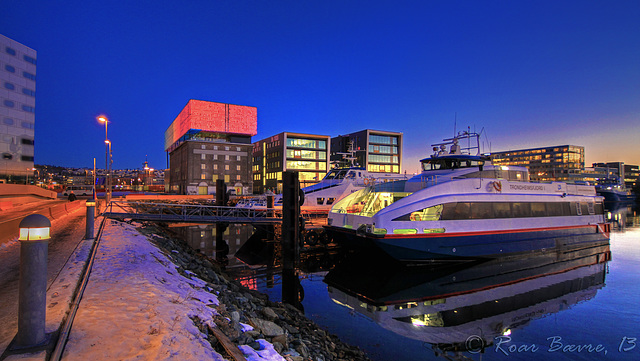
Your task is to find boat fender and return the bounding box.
[306,231,319,246]
[410,213,421,221]
[363,178,370,186]
[493,181,502,192]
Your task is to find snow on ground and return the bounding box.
[62,220,223,361]
[62,219,287,361]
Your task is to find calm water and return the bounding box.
[182,205,640,361]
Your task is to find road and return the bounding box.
[0,206,87,353]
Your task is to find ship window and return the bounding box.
[326,197,336,205]
[546,202,564,217]
[470,203,492,219]
[531,203,547,217]
[587,202,595,215]
[453,202,471,220]
[394,204,443,222]
[512,203,532,218]
[316,198,325,205]
[493,203,512,218]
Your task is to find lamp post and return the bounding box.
[97,115,111,205]
[17,214,51,348]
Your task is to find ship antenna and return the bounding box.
[454,112,457,137]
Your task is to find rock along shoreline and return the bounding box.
[137,221,371,361]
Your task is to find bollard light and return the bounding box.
[85,199,96,239]
[16,214,51,348]
[19,214,51,241]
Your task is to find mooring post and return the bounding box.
[282,171,301,305]
[85,199,96,239]
[17,214,51,348]
[215,179,229,264]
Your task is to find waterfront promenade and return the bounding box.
[0,197,367,361]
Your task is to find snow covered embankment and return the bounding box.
[64,220,368,361]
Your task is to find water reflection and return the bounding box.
[324,245,610,357]
[605,202,639,230]
[173,223,255,267]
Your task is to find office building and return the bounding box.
[490,145,585,182]
[591,162,639,190]
[165,100,257,195]
[252,132,330,194]
[330,129,402,173]
[0,34,37,183]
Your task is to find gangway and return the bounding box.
[102,201,283,224]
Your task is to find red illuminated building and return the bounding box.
[165,100,257,195]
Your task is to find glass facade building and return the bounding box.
[330,129,402,173]
[252,132,330,194]
[0,34,36,183]
[490,145,585,182]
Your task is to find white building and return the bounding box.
[0,34,37,183]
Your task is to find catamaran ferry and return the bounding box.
[324,131,611,262]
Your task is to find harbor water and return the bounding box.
[177,204,640,361]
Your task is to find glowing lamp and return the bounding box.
[86,199,96,207]
[19,214,51,241]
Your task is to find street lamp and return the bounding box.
[97,115,111,204]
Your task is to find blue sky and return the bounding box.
[1,0,638,173]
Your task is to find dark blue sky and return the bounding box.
[2,0,638,172]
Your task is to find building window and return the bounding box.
[225,146,229,151]
[225,155,229,161]
[21,138,35,146]
[6,47,16,55]
[201,145,206,149]
[213,154,218,160]
[4,82,15,90]
[224,175,230,182]
[21,122,34,130]
[22,105,35,113]
[201,173,207,179]
[21,155,34,162]
[4,64,15,73]
[22,72,36,81]
[236,147,241,151]
[3,100,14,108]
[236,165,241,171]
[236,175,241,180]
[237,155,241,161]
[22,88,35,97]
[201,164,206,169]
[225,165,229,170]
[3,118,13,125]
[23,55,37,65]
[213,164,218,170]
[201,154,206,160]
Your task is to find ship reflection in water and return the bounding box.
[324,244,610,358]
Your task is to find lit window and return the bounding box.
[213,164,217,170]
[201,164,206,169]
[236,165,241,171]
[236,175,241,180]
[201,173,206,179]
[225,165,229,170]
[237,155,241,161]
[201,154,206,160]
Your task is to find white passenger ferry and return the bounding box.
[324,131,611,261]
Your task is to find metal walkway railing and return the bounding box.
[102,201,283,224]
